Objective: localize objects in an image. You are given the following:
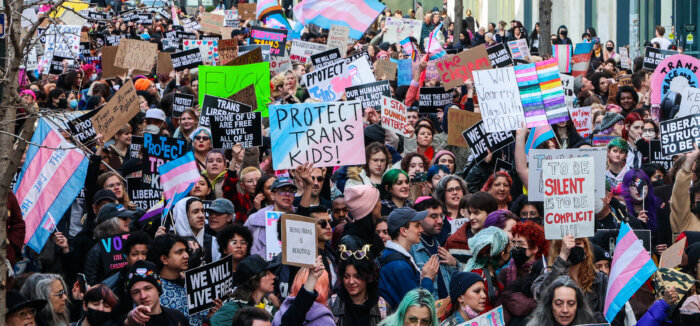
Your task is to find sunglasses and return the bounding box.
[312,176,325,182]
[338,244,371,260]
[195,136,210,141]
[317,219,331,229]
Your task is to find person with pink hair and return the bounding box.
[272,256,334,325]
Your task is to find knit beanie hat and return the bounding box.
[344,184,380,220]
[599,112,624,132]
[432,150,456,165]
[125,260,163,294]
[134,78,153,91]
[449,272,483,304]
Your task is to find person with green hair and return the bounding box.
[380,169,413,216]
[378,288,440,326]
[462,226,511,313]
[606,137,629,189]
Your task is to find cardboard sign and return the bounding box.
[397,59,413,86]
[250,26,287,57]
[659,114,700,156]
[269,101,365,170]
[185,256,234,314]
[659,238,686,269]
[238,3,256,20]
[170,48,203,71]
[650,54,700,105]
[90,80,140,140]
[473,67,524,132]
[643,47,678,71]
[617,74,633,87]
[311,48,343,68]
[115,39,157,71]
[572,43,594,77]
[568,106,592,137]
[101,46,148,79]
[199,63,271,117]
[211,111,262,149]
[156,52,173,75]
[199,12,224,34]
[290,40,329,63]
[225,46,263,66]
[182,39,219,65]
[384,17,423,43]
[345,80,391,111]
[507,39,531,61]
[281,214,317,268]
[228,85,258,112]
[560,74,575,108]
[67,109,98,144]
[99,233,131,272]
[128,177,161,210]
[678,87,700,118]
[200,95,253,127]
[649,140,675,171]
[265,211,283,261]
[239,44,270,62]
[381,96,410,136]
[447,108,482,148]
[462,121,515,163]
[487,43,513,68]
[418,87,453,113]
[374,59,398,81]
[528,148,607,201]
[457,305,505,326]
[543,157,595,239]
[303,61,350,102]
[172,93,195,118]
[218,39,238,65]
[327,25,350,57]
[223,9,239,27]
[552,44,572,73]
[436,45,491,90]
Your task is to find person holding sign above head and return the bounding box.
[245,177,297,258]
[440,272,488,325]
[670,145,700,236]
[272,256,334,326]
[620,169,662,231]
[525,276,597,326]
[122,260,189,326]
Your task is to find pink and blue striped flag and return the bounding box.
[13,118,88,252]
[427,22,446,60]
[293,0,385,40]
[158,151,200,218]
[604,222,657,322]
[524,124,555,157]
[257,0,297,38]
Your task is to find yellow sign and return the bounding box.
[50,1,90,19]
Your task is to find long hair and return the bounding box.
[94,216,125,239]
[19,274,71,326]
[338,256,379,302]
[253,174,276,208]
[621,112,643,140]
[97,172,133,209]
[525,276,596,326]
[621,169,660,230]
[481,172,513,203]
[232,270,266,302]
[549,238,596,293]
[379,288,439,326]
[364,142,390,175]
[290,267,330,306]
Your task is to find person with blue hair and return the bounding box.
[378,288,439,326]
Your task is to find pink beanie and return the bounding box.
[432,150,456,165]
[344,184,380,220]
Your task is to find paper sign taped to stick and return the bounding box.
[265,211,282,261]
[345,80,391,111]
[90,80,140,140]
[185,256,234,314]
[281,214,317,268]
[269,101,365,170]
[381,96,410,136]
[115,39,157,71]
[99,233,131,272]
[436,45,491,90]
[199,63,271,117]
[659,113,700,156]
[462,121,515,163]
[447,108,481,148]
[456,305,505,326]
[473,66,525,132]
[528,148,606,201]
[543,157,595,239]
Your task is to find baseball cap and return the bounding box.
[233,255,280,286]
[205,198,234,215]
[271,177,297,191]
[145,108,166,122]
[93,189,118,205]
[387,207,428,234]
[96,203,137,225]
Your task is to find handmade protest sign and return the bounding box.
[199,95,252,127]
[302,61,350,102]
[419,87,453,113]
[473,66,524,132]
[290,40,330,63]
[225,46,263,66]
[514,63,548,128]
[552,44,572,73]
[228,85,258,111]
[507,39,531,61]
[384,17,422,43]
[115,39,157,71]
[572,43,594,77]
[528,148,606,201]
[447,108,481,148]
[183,39,219,65]
[327,25,350,56]
[185,256,234,314]
[460,305,505,326]
[199,63,271,116]
[659,238,687,269]
[265,211,282,261]
[650,54,700,105]
[436,45,491,90]
[136,12,153,25]
[346,56,376,85]
[397,59,413,86]
[536,58,569,124]
[542,156,595,239]
[487,43,513,68]
[649,140,675,171]
[99,233,131,272]
[311,48,343,68]
[211,111,262,149]
[223,9,238,27]
[269,101,365,170]
[156,52,174,75]
[49,55,78,74]
[346,51,374,69]
[128,177,161,210]
[462,121,515,163]
[270,57,292,74]
[172,93,195,118]
[250,26,287,57]
[130,136,143,160]
[41,25,81,71]
[141,134,188,188]
[381,96,410,136]
[568,106,592,137]
[238,3,256,20]
[643,47,678,71]
[678,87,700,118]
[170,48,203,71]
[659,113,700,156]
[198,12,224,34]
[560,74,575,108]
[218,39,238,65]
[67,109,98,144]
[617,74,633,87]
[281,215,317,268]
[182,17,201,31]
[90,80,140,141]
[345,80,391,111]
[619,47,632,69]
[374,59,398,81]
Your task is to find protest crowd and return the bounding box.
[8,0,700,326]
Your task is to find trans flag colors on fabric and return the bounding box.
[604,222,658,322]
[524,125,555,157]
[514,63,548,128]
[552,44,572,73]
[535,58,569,124]
[293,0,385,40]
[427,22,446,60]
[13,118,88,252]
[158,151,200,218]
[257,0,297,38]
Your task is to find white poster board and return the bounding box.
[385,17,423,43]
[473,66,525,132]
[281,214,317,268]
[678,87,700,118]
[265,211,282,261]
[528,147,606,201]
[543,157,595,239]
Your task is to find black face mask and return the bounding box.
[560,30,568,37]
[567,246,586,265]
[86,308,112,325]
[606,46,614,52]
[652,179,664,188]
[511,246,530,266]
[693,201,700,217]
[57,98,68,108]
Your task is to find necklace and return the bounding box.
[420,234,435,248]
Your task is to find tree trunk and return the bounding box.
[453,0,463,48]
[539,0,552,56]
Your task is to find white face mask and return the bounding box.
[145,124,160,135]
[595,197,605,215]
[642,131,655,140]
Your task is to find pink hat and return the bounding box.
[432,150,456,165]
[344,185,380,220]
[20,89,36,100]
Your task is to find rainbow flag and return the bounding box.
[604,222,657,322]
[293,0,385,40]
[400,38,417,61]
[536,58,569,124]
[427,22,446,60]
[524,124,555,156]
[13,118,89,252]
[158,151,200,218]
[514,63,548,128]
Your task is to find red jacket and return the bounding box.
[221,170,252,224]
[7,193,26,265]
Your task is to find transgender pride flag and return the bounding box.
[293,0,385,40]
[158,151,200,218]
[604,222,657,322]
[13,118,88,252]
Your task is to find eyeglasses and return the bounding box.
[643,128,656,133]
[104,182,122,189]
[445,187,462,193]
[195,136,210,141]
[511,240,529,250]
[229,239,247,247]
[54,289,67,298]
[317,219,331,229]
[338,244,371,260]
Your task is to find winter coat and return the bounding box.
[273,288,335,326]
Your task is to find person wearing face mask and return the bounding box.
[73,284,120,326]
[603,40,620,63]
[143,108,169,136]
[620,169,662,233]
[66,91,79,110]
[554,25,572,45]
[594,181,644,231]
[462,226,511,312]
[441,272,487,325]
[48,87,68,110]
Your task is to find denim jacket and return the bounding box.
[410,238,459,300]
